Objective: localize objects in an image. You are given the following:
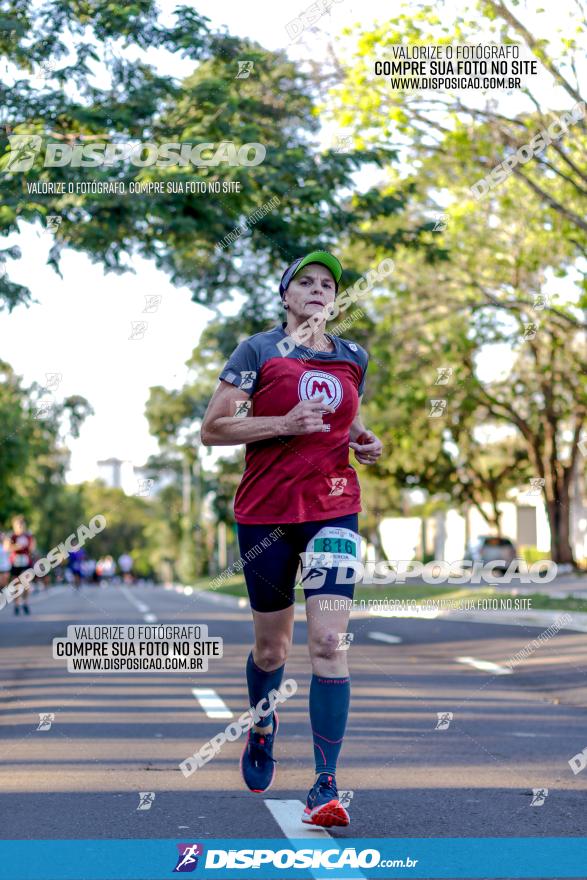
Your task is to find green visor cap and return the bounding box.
[279,251,343,297]
[292,251,343,285]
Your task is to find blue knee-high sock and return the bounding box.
[246,651,284,729]
[309,674,350,776]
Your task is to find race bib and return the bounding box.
[298,526,361,590]
[309,526,359,561]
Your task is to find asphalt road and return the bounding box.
[1,582,586,876]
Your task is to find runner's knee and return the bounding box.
[254,635,290,670]
[309,629,340,662]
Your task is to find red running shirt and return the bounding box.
[219,323,369,525]
[9,532,34,568]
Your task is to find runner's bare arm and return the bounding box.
[349,397,367,443]
[200,381,335,446]
[349,397,383,464]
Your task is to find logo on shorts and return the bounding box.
[298,371,343,411]
[300,565,328,589]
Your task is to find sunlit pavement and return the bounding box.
[1,582,586,842]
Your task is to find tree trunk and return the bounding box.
[545,489,575,565]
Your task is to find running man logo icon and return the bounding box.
[530,788,548,806]
[336,632,354,651]
[135,479,154,497]
[526,477,545,496]
[235,60,254,79]
[173,843,203,873]
[143,295,162,313]
[37,713,55,731]
[435,712,453,730]
[328,477,347,496]
[46,214,62,232]
[239,370,257,390]
[428,399,447,418]
[234,400,252,418]
[33,400,54,419]
[334,135,353,153]
[523,322,538,340]
[435,367,453,385]
[432,212,449,232]
[533,294,550,311]
[338,790,354,808]
[137,791,155,810]
[44,372,62,392]
[5,135,43,172]
[129,321,148,340]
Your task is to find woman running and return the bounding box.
[201,251,382,827]
[8,515,35,615]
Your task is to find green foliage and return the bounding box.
[0,359,92,525]
[0,2,405,314]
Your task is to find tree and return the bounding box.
[0,359,92,533]
[0,0,401,315]
[323,1,587,563]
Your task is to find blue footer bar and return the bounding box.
[0,837,586,880]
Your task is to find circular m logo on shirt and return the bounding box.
[298,370,343,411]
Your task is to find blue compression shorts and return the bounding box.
[236,513,360,613]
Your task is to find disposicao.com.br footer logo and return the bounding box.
[194,847,387,871]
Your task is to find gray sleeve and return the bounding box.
[219,339,260,395]
[358,350,369,396]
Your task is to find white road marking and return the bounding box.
[456,656,513,675]
[121,586,149,614]
[264,799,330,838]
[264,800,367,879]
[191,688,233,719]
[143,613,158,622]
[368,631,402,644]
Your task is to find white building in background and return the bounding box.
[97,457,126,489]
[379,466,587,565]
[96,457,174,497]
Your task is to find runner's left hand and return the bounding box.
[350,431,383,465]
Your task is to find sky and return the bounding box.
[0,0,582,484]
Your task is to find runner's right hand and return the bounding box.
[282,396,335,434]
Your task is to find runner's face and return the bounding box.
[284,263,336,324]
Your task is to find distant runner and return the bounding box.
[97,555,116,585]
[68,546,87,589]
[118,552,133,584]
[201,251,382,827]
[8,515,35,615]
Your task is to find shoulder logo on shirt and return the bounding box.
[298,370,343,411]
